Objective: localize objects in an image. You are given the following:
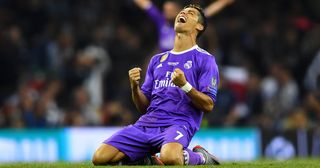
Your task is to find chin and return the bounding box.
[174,27,182,33]
[174,24,184,31]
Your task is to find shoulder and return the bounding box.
[150,51,170,62]
[195,46,216,63]
[196,47,212,56]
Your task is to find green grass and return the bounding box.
[0,158,319,168]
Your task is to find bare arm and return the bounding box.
[129,67,150,113]
[186,87,214,113]
[133,0,152,10]
[172,68,214,113]
[204,0,234,17]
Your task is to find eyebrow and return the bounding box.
[184,8,198,14]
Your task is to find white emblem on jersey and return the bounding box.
[184,61,192,69]
[168,62,179,66]
[174,131,184,140]
[212,77,217,87]
[156,63,162,69]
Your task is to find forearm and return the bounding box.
[131,86,150,113]
[171,68,215,113]
[204,0,233,17]
[186,88,214,113]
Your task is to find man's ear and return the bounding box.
[196,23,204,32]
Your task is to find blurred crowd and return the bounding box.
[0,0,320,131]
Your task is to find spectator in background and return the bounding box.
[0,102,18,128]
[304,49,320,125]
[261,63,299,130]
[133,0,234,52]
[76,45,111,108]
[304,50,320,92]
[46,29,75,75]
[65,87,102,126]
[16,83,44,128]
[225,71,263,127]
[304,91,320,125]
[40,79,63,127]
[245,71,263,125]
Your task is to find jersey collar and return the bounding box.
[170,45,198,55]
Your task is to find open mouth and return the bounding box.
[178,16,186,23]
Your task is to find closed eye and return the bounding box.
[188,11,195,15]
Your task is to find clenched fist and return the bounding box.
[129,67,142,89]
[171,68,187,87]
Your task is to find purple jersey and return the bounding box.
[136,45,219,135]
[146,4,175,52]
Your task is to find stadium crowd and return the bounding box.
[0,0,320,131]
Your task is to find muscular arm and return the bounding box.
[129,67,150,113]
[204,0,234,17]
[186,88,214,113]
[172,68,214,113]
[131,85,150,113]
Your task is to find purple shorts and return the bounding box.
[103,124,191,161]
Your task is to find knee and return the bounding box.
[92,149,115,165]
[92,151,106,165]
[160,150,183,165]
[92,144,124,165]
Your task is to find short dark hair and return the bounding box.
[184,4,207,38]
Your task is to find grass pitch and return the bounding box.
[0,158,319,168]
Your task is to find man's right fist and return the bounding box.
[128,67,142,89]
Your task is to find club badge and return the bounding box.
[184,60,192,69]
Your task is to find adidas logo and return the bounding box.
[156,63,162,69]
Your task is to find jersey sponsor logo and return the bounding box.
[168,62,179,66]
[184,60,192,69]
[154,78,177,89]
[154,71,177,89]
[160,53,168,62]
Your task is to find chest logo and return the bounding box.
[184,60,192,69]
[156,63,163,69]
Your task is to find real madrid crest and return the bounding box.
[160,53,168,62]
[184,60,192,69]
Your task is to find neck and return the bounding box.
[172,33,197,52]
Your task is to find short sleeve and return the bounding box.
[141,57,155,100]
[198,56,219,103]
